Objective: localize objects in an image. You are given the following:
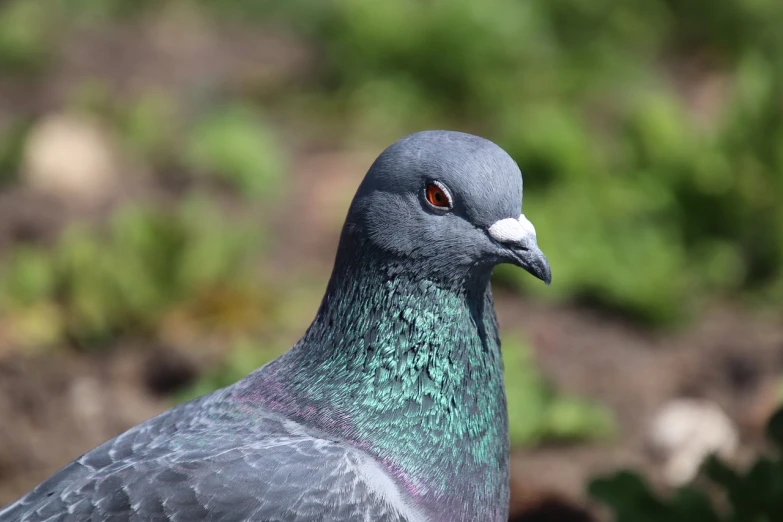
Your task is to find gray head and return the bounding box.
[341,130,551,285]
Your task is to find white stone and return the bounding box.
[22,113,120,206]
[648,398,739,486]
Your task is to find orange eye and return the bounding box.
[425,183,452,209]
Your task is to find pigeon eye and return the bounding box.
[425,182,452,210]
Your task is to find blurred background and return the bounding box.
[1,0,783,520]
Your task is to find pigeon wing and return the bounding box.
[0,400,420,522]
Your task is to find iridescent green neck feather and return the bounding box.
[257,234,509,522]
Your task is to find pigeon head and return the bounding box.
[341,130,551,285]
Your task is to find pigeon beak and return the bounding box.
[487,214,552,285]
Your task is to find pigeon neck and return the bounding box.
[261,238,509,521]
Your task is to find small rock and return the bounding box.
[648,398,739,486]
[22,113,121,206]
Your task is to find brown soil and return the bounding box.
[0,346,168,504]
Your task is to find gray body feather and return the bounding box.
[0,386,423,522]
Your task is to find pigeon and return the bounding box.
[0,130,551,522]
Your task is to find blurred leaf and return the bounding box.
[0,199,265,349]
[667,488,722,522]
[590,471,723,522]
[0,119,30,186]
[545,395,616,441]
[121,92,179,164]
[0,246,56,308]
[184,104,285,200]
[767,407,783,449]
[0,0,57,74]
[703,455,743,492]
[589,471,667,519]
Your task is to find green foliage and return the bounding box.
[183,104,286,200]
[316,0,541,114]
[0,0,58,74]
[590,407,783,521]
[119,91,180,166]
[495,32,783,326]
[0,118,30,187]
[503,336,615,446]
[0,197,263,348]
